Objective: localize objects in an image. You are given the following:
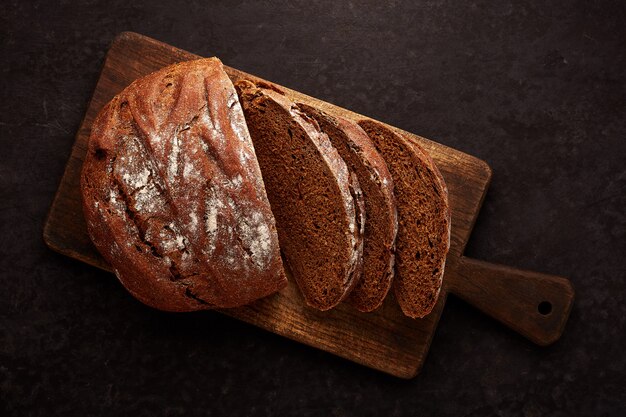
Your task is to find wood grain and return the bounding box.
[446,257,574,346]
[44,32,574,378]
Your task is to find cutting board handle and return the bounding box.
[445,257,574,345]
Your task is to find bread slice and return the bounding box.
[236,80,364,311]
[81,58,287,311]
[298,105,398,312]
[358,120,450,318]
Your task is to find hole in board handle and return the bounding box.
[538,301,552,315]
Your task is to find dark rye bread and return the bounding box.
[236,80,364,311]
[298,105,398,312]
[81,58,287,311]
[358,120,451,318]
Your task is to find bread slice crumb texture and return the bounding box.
[298,104,398,313]
[358,120,450,318]
[237,80,363,311]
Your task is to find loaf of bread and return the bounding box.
[82,57,451,319]
[81,58,287,311]
[297,105,398,313]
[236,80,365,311]
[358,120,450,318]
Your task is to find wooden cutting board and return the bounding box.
[44,32,575,378]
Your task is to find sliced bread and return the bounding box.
[358,120,450,318]
[298,105,398,312]
[236,80,364,311]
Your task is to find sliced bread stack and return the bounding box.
[236,80,450,318]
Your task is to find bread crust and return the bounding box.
[81,58,287,311]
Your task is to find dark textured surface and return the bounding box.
[1,0,624,416]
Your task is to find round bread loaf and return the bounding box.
[81,58,287,311]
